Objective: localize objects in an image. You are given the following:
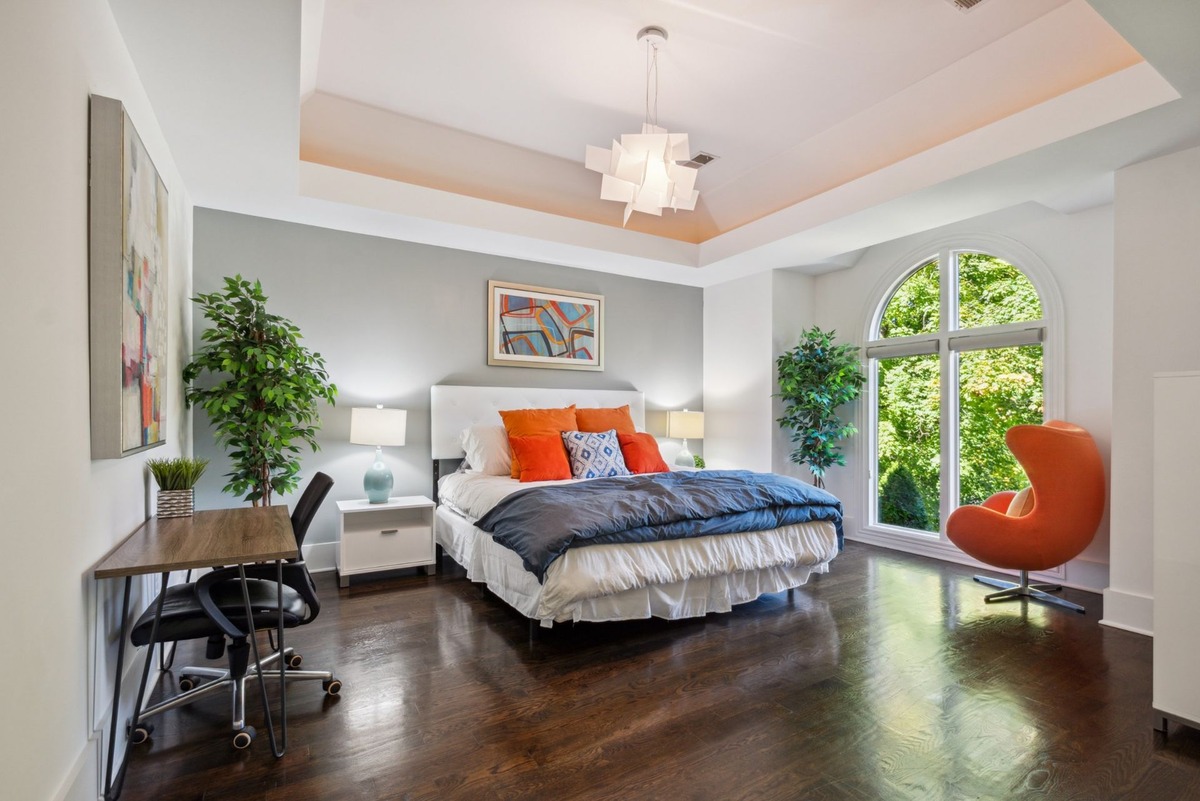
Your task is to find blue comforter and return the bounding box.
[474,470,843,582]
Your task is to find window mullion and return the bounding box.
[940,249,957,539]
[873,357,883,525]
[943,349,960,540]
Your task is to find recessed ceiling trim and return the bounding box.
[700,60,1176,272]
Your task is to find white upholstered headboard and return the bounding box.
[430,385,646,459]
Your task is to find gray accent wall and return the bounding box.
[191,208,703,552]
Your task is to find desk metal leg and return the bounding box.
[160,569,192,671]
[104,571,169,801]
[238,560,288,757]
[103,577,132,801]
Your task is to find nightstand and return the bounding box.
[335,496,436,587]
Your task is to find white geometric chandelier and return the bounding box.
[585,25,700,226]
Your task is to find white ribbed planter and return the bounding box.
[157,489,194,519]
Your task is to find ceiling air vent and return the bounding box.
[681,151,718,170]
[946,0,990,10]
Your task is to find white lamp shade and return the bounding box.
[586,124,700,225]
[350,407,407,447]
[667,410,704,440]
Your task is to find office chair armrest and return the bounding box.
[195,560,322,634]
[194,567,251,639]
[241,561,319,618]
[238,561,321,620]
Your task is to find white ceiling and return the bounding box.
[109,0,1200,287]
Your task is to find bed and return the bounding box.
[430,385,843,627]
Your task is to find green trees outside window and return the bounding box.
[877,352,940,532]
[873,251,1044,532]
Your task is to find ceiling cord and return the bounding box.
[644,40,660,129]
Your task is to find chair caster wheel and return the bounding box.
[128,721,154,744]
[179,676,197,691]
[323,678,342,696]
[232,726,256,750]
[286,653,303,669]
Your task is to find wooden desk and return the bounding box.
[94,506,297,800]
[95,506,297,578]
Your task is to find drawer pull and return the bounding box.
[381,529,399,535]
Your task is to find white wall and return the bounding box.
[1108,143,1200,635]
[703,270,820,475]
[0,3,192,799]
[810,202,1114,592]
[703,272,776,471]
[771,271,818,481]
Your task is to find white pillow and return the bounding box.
[460,425,512,476]
[1006,487,1035,517]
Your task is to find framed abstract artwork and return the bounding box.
[488,280,603,371]
[88,95,169,458]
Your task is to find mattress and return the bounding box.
[436,470,840,626]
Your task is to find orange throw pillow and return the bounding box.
[499,406,577,478]
[618,432,670,474]
[508,434,572,482]
[576,405,637,435]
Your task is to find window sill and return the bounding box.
[851,523,1065,580]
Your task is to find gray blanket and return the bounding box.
[474,470,844,582]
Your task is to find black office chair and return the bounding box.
[129,472,340,749]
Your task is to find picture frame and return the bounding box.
[88,95,169,459]
[488,280,603,371]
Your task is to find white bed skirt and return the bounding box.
[434,505,838,628]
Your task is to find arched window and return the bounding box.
[865,246,1053,538]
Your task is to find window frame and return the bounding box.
[858,235,1064,551]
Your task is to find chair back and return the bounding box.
[1005,421,1105,561]
[290,472,334,550]
[947,420,1105,571]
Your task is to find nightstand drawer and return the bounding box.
[340,523,432,571]
[336,496,435,586]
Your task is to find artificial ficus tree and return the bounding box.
[776,326,866,488]
[183,275,338,506]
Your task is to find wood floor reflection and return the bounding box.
[119,542,1200,801]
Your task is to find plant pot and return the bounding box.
[157,489,194,519]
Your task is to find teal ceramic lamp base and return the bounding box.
[363,446,393,504]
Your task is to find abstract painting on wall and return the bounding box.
[89,95,168,458]
[488,280,603,371]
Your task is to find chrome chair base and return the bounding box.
[138,646,335,733]
[974,570,1085,614]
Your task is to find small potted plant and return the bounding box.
[147,457,210,518]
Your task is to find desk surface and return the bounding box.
[94,506,297,579]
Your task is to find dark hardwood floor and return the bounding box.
[119,543,1200,801]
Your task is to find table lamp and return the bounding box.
[350,406,407,503]
[667,409,704,468]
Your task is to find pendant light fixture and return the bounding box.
[585,25,700,226]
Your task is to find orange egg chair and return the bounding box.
[946,420,1105,613]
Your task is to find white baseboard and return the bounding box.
[1065,558,1110,595]
[846,527,1106,591]
[302,540,337,573]
[52,733,100,801]
[80,643,173,801]
[1100,587,1153,636]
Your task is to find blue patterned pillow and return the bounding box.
[561,429,631,479]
